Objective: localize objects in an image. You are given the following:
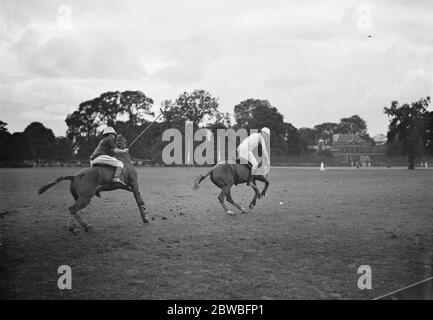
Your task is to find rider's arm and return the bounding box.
[104,137,126,153]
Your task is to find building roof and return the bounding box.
[359,155,371,162]
[333,134,368,145]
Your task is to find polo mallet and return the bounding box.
[128,106,193,148]
[128,108,167,148]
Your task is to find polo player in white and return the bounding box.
[237,127,271,184]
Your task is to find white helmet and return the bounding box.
[261,127,270,136]
[102,127,116,135]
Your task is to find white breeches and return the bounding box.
[90,155,124,168]
[237,145,258,173]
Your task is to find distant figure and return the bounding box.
[356,161,360,169]
[351,161,354,168]
[320,162,325,172]
[425,162,429,168]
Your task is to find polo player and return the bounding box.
[90,127,126,186]
[237,127,271,185]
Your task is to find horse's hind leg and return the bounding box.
[226,189,247,214]
[68,196,93,233]
[70,183,78,200]
[218,186,234,215]
[131,182,149,223]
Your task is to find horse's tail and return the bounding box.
[38,176,74,195]
[192,170,212,191]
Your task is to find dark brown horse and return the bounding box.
[192,160,269,214]
[38,136,149,234]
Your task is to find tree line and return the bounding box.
[0,120,72,165]
[0,90,431,169]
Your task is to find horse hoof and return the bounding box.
[261,193,266,198]
[84,225,93,232]
[241,207,248,214]
[226,210,235,215]
[249,203,254,209]
[142,217,150,223]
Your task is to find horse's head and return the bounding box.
[116,135,128,149]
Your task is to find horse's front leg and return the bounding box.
[251,178,261,199]
[255,175,270,197]
[249,180,260,209]
[130,182,149,223]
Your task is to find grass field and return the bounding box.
[1,167,432,299]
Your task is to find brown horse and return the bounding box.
[38,136,149,234]
[192,160,270,214]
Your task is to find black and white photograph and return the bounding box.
[1,0,433,305]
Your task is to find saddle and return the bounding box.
[92,163,114,168]
[235,157,253,170]
[231,157,253,185]
[92,164,126,184]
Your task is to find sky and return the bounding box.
[0,0,432,137]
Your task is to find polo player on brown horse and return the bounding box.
[38,127,149,234]
[90,126,127,186]
[193,127,271,214]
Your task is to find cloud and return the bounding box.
[155,59,205,86]
[21,109,65,121]
[264,73,317,90]
[153,36,219,86]
[27,37,146,79]
[0,0,432,137]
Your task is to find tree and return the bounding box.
[0,120,8,133]
[55,137,73,162]
[298,127,316,153]
[233,99,287,155]
[384,97,431,169]
[335,115,368,135]
[24,122,56,161]
[65,90,154,157]
[284,123,301,155]
[0,120,11,162]
[2,132,33,162]
[233,98,261,129]
[424,111,433,157]
[113,120,167,160]
[162,90,220,128]
[65,99,101,149]
[119,90,154,126]
[313,122,338,144]
[233,99,285,132]
[214,111,232,129]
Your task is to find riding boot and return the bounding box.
[112,167,126,186]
